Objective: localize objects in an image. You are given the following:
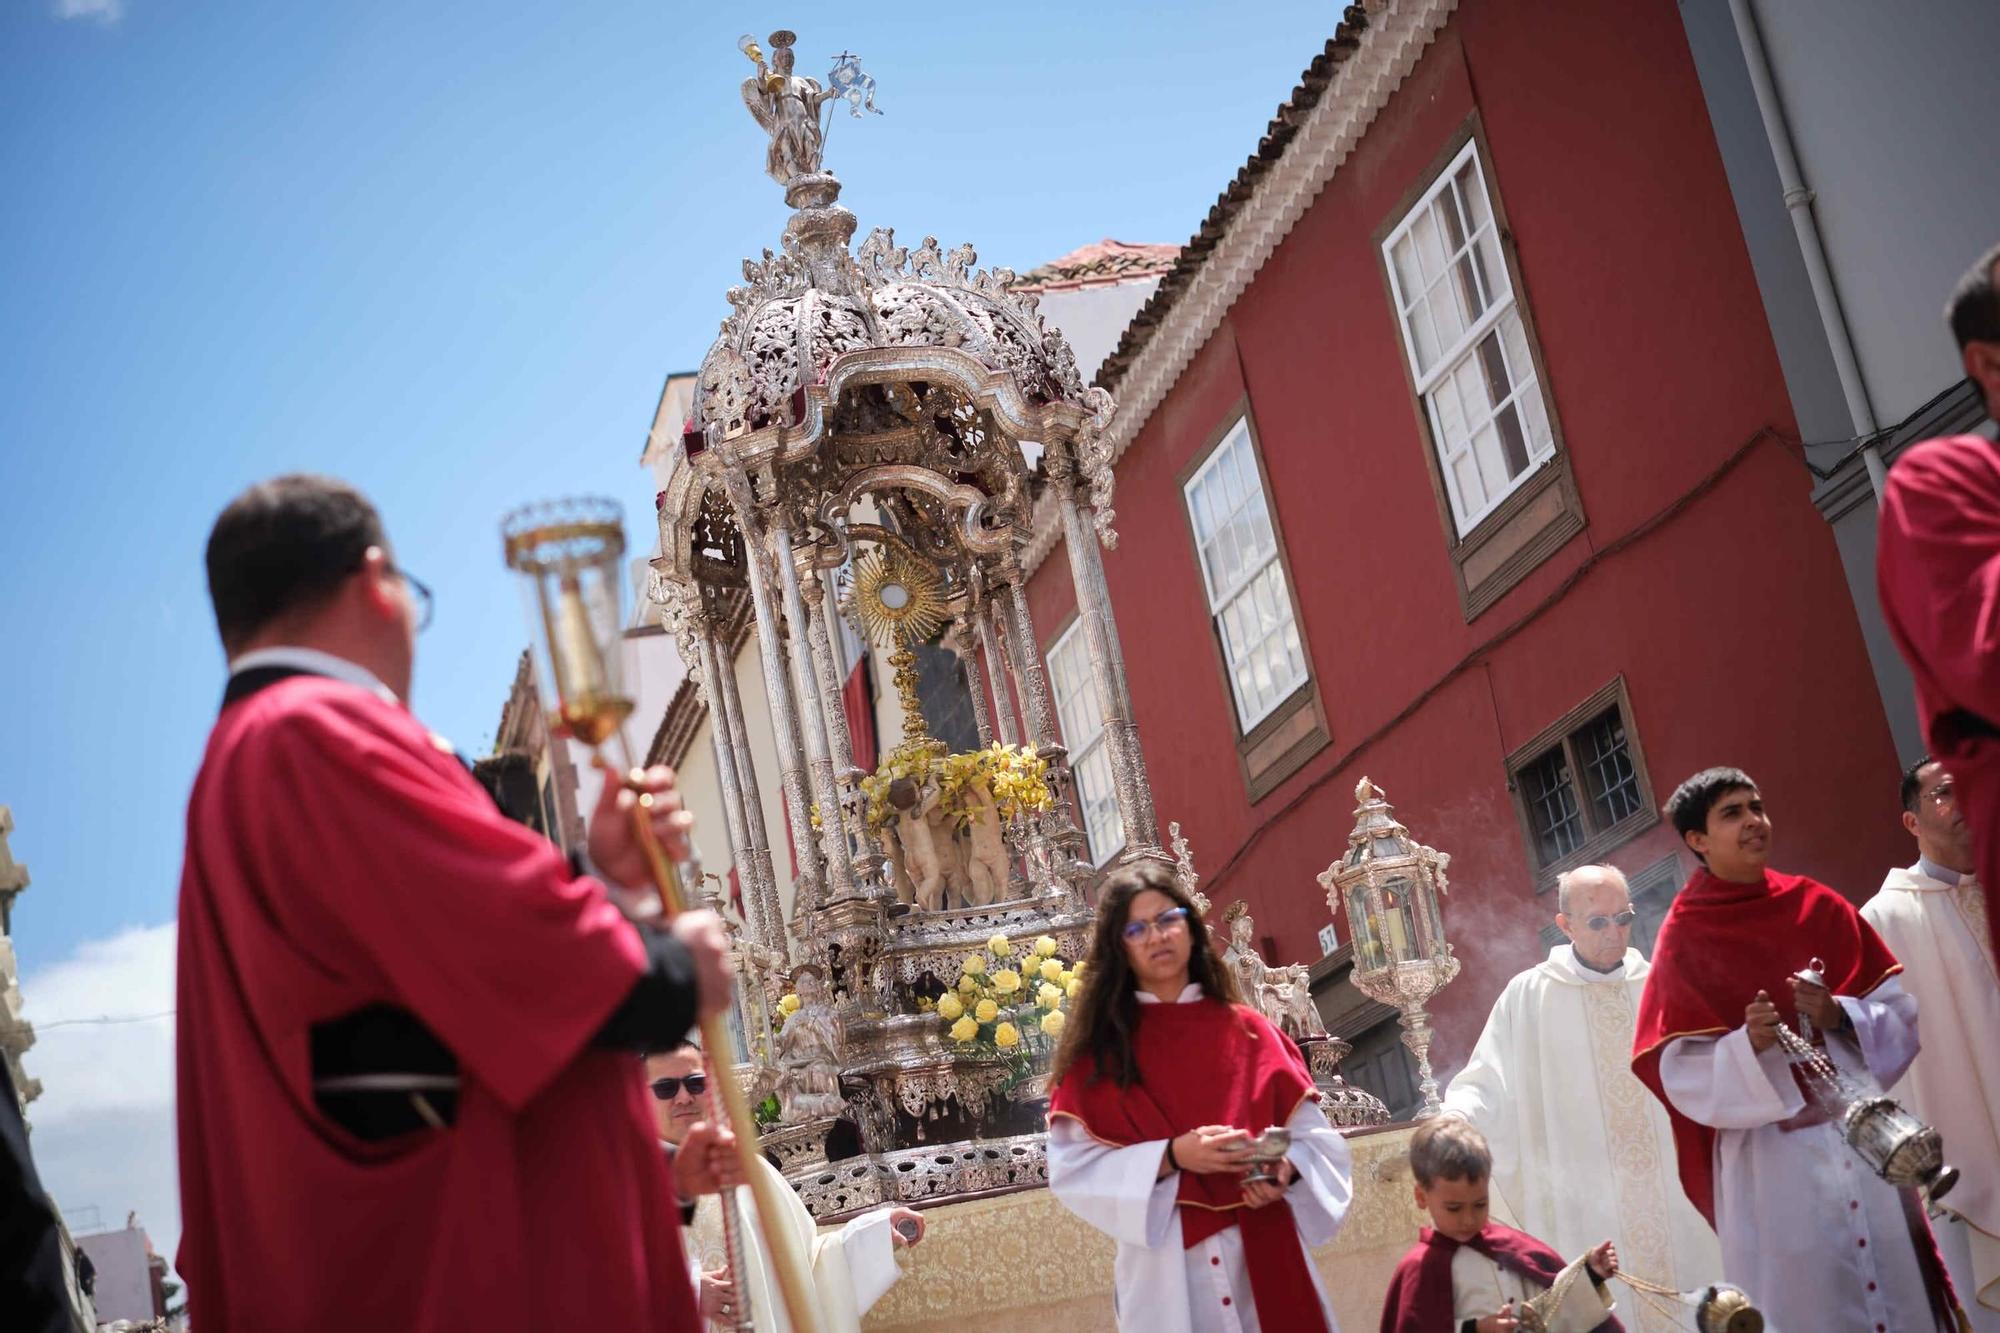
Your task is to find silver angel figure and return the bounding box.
[739,31,843,186]
[773,966,846,1123]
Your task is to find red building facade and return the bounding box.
[1023,0,1906,1097]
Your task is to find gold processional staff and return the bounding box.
[503,498,817,1333]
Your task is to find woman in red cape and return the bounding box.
[1046,862,1354,1333]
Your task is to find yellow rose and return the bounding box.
[950,1015,979,1043]
[1066,978,1082,1000]
[1037,982,1062,1010]
[779,993,801,1014]
[1057,968,1073,988]
[988,934,1014,958]
[994,1021,1021,1049]
[1040,1009,1065,1038]
[1039,958,1064,983]
[1071,959,1086,976]
[957,974,978,995]
[936,993,964,1022]
[962,954,986,976]
[975,998,999,1023]
[992,969,1022,995]
[1034,935,1059,958]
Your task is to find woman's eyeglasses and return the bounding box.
[649,1074,708,1101]
[1122,906,1191,943]
[1583,909,1637,932]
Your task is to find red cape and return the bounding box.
[1049,996,1326,1331]
[1379,1223,1621,1333]
[1630,867,1901,1226]
[176,677,697,1332]
[1879,433,2000,967]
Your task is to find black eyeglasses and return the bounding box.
[650,1074,707,1101]
[1584,909,1637,932]
[1122,906,1191,943]
[393,566,434,634]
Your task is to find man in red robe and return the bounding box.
[177,475,736,1332]
[1878,241,2000,965]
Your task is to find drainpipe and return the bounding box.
[1729,0,1887,501]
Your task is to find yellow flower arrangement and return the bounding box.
[1039,1009,1065,1038]
[933,930,1079,1074]
[957,974,978,995]
[862,741,1054,832]
[988,933,1014,957]
[962,953,986,976]
[1037,982,1063,1010]
[991,968,1022,995]
[1039,958,1064,983]
[935,993,963,1021]
[1034,936,1059,958]
[974,998,999,1024]
[950,1015,979,1043]
[993,1021,1020,1049]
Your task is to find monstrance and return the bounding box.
[502,497,818,1333]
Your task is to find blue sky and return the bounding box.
[0,0,1336,1266]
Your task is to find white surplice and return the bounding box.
[1443,946,1721,1331]
[1658,978,1939,1332]
[684,1152,901,1333]
[1864,861,2000,1326]
[1449,1248,1616,1332]
[1046,983,1355,1333]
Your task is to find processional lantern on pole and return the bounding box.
[1318,777,1459,1119]
[501,499,822,1333]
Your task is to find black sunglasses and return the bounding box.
[1584,909,1638,932]
[650,1074,708,1101]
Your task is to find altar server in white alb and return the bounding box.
[1046,862,1353,1333]
[1632,767,1966,1332]
[649,1043,926,1332]
[1864,756,2000,1328]
[1443,863,1721,1332]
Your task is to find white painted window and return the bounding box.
[1383,140,1556,536]
[1046,620,1124,865]
[1183,419,1309,732]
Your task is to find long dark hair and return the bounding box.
[1050,860,1243,1089]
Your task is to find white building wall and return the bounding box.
[75,1227,153,1324]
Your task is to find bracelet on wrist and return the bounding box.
[1164,1138,1180,1172]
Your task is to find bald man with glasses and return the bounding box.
[1442,864,1721,1332]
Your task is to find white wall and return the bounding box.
[1034,277,1162,385]
[76,1226,152,1324]
[1755,0,2000,424]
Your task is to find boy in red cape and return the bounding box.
[1878,241,2000,970]
[1630,766,1964,1331]
[1047,862,1353,1332]
[177,476,739,1332]
[1380,1117,1620,1333]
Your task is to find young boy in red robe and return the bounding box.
[1380,1117,1620,1333]
[177,476,739,1333]
[1878,241,2000,969]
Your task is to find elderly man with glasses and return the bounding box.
[1441,864,1721,1332]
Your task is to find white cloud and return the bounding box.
[54,0,123,23]
[20,922,179,1265]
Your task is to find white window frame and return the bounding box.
[1046,619,1124,866]
[1382,139,1556,536]
[1182,418,1310,733]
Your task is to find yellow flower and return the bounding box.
[994,1021,1021,1049]
[1037,982,1063,1010]
[1071,959,1086,976]
[975,998,999,1024]
[1040,1009,1066,1038]
[1034,935,1059,958]
[950,1015,979,1043]
[1057,968,1073,988]
[936,993,964,1022]
[988,934,1014,958]
[962,954,986,976]
[957,974,978,995]
[1066,978,1082,1000]
[1039,958,1064,983]
[779,992,801,1014]
[992,969,1022,995]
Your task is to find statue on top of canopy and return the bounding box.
[739,30,877,186]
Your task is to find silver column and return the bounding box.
[773,513,858,905]
[1000,574,1058,749]
[712,622,786,961]
[977,601,1021,746]
[698,616,778,958]
[800,566,877,897]
[952,620,995,746]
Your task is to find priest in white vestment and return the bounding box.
[1635,767,1963,1332]
[649,1045,921,1332]
[1443,864,1721,1332]
[1864,756,2000,1327]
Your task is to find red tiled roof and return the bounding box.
[1094,4,1373,392]
[1012,240,1181,294]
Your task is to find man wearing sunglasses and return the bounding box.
[1444,863,1721,1330]
[1864,758,2000,1329]
[647,1042,925,1332]
[177,475,737,1333]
